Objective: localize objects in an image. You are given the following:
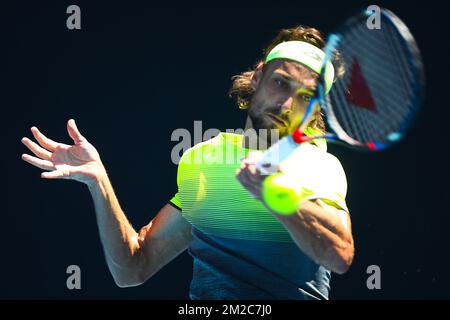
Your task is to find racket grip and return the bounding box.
[256,135,299,175]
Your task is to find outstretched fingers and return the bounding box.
[21,154,55,171]
[21,137,52,160]
[31,127,59,151]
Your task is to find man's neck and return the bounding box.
[242,116,275,151]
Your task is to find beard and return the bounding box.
[248,111,274,131]
[247,102,290,146]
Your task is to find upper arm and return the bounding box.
[136,203,192,282]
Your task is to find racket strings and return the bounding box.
[342,23,413,134]
[384,23,415,85]
[330,74,371,143]
[326,16,420,145]
[336,33,413,142]
[328,33,381,143]
[381,24,415,105]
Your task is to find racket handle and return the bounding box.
[256,135,298,175]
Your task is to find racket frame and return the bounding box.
[255,8,425,174]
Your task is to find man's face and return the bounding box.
[248,59,317,138]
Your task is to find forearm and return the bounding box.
[87,171,141,272]
[272,199,354,274]
[235,152,354,273]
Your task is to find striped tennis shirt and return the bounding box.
[170,132,348,299]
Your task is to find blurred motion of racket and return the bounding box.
[256,8,425,214]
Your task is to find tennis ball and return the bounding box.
[262,173,302,215]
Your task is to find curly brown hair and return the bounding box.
[229,26,345,134]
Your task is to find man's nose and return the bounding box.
[279,96,294,113]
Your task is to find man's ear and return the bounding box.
[251,61,264,90]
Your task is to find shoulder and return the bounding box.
[320,149,346,176]
[178,133,225,165]
[281,143,347,188]
[286,143,345,172]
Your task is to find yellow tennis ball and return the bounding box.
[262,173,301,215]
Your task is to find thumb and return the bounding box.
[41,169,70,179]
[67,119,86,144]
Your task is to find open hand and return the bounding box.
[21,119,106,186]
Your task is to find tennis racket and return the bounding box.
[254,8,425,214]
[256,7,424,176]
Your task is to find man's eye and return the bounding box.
[302,95,312,102]
[275,78,288,88]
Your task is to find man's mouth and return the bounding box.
[266,113,287,127]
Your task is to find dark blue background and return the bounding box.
[3,0,449,299]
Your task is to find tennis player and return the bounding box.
[21,26,354,300]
